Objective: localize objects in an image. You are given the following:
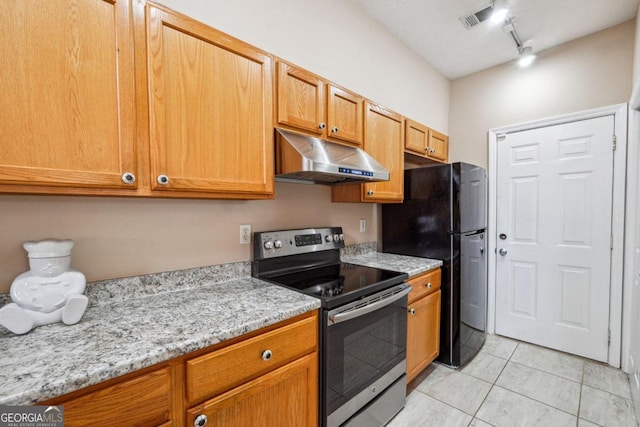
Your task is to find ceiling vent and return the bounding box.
[459,4,494,30]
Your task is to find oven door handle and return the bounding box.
[328,286,411,325]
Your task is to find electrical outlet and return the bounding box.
[359,219,366,233]
[240,224,251,244]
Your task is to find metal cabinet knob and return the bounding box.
[427,282,432,289]
[194,414,208,427]
[121,172,136,185]
[367,190,374,196]
[319,123,326,129]
[499,248,508,256]
[409,308,416,315]
[157,174,169,185]
[480,247,485,254]
[331,126,339,133]
[261,349,273,361]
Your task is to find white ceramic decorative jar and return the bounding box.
[0,239,88,334]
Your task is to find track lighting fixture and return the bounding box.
[502,18,536,68]
[491,0,508,23]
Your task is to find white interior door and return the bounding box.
[495,115,615,362]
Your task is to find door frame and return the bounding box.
[487,103,627,368]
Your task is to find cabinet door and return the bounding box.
[0,0,137,191]
[362,103,404,202]
[277,62,326,136]
[405,119,429,156]
[428,129,449,163]
[146,5,274,196]
[187,353,318,427]
[406,290,441,383]
[327,85,363,146]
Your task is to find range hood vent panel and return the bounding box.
[275,128,390,185]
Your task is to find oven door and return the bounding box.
[324,283,410,427]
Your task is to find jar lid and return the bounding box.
[23,239,74,258]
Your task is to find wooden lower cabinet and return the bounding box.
[406,269,442,383]
[186,353,318,427]
[43,312,318,427]
[51,367,173,427]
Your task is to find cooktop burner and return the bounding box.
[262,262,406,308]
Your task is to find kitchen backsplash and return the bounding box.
[340,242,377,257]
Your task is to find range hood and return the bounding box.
[274,128,390,185]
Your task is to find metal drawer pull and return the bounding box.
[261,349,273,361]
[157,174,169,185]
[409,308,415,315]
[331,126,339,133]
[319,122,326,129]
[194,414,207,427]
[427,282,432,288]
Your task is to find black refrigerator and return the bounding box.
[382,162,487,368]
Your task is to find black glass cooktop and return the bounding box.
[265,262,407,309]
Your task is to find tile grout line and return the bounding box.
[499,342,583,420]
[467,341,520,425]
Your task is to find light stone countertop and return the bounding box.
[0,275,320,406]
[342,251,443,277]
[0,247,439,406]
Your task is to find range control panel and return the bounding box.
[253,227,345,260]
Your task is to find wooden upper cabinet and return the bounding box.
[276,62,363,147]
[362,103,403,202]
[332,102,403,203]
[145,4,274,197]
[405,119,430,156]
[327,85,364,146]
[0,0,137,191]
[404,118,449,164]
[277,62,326,136]
[428,129,449,163]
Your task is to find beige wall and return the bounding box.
[449,20,635,168]
[0,184,375,292]
[634,14,640,85]
[0,0,450,293]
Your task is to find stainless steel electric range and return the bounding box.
[252,227,409,427]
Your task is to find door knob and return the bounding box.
[499,248,508,256]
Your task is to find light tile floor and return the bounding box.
[388,335,638,427]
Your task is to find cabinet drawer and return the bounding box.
[186,314,318,404]
[186,353,318,427]
[59,367,171,427]
[407,268,441,303]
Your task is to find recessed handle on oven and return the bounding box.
[328,286,411,324]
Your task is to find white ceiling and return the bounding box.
[352,0,639,79]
